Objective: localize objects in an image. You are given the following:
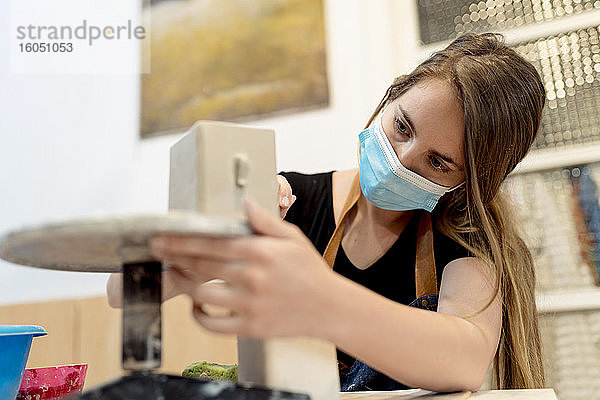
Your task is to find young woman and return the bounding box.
[108,33,546,392]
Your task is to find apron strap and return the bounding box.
[323,173,361,267]
[323,172,438,298]
[415,211,438,298]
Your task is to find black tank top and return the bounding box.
[279,171,472,375]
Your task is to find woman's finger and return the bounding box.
[169,265,245,312]
[161,254,243,283]
[277,175,297,219]
[193,282,243,312]
[150,235,254,262]
[281,194,297,219]
[164,263,210,282]
[192,305,247,335]
[169,265,201,295]
[277,175,293,206]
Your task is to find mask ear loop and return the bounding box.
[381,102,392,117]
[446,181,465,192]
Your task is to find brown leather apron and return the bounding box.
[321,172,440,391]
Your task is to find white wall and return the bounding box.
[0,0,418,305]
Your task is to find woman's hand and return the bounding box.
[149,197,335,338]
[108,175,296,308]
[277,175,296,219]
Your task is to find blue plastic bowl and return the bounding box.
[0,325,47,400]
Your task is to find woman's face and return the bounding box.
[381,79,466,188]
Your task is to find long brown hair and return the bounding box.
[365,33,546,389]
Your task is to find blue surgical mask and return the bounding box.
[358,112,463,212]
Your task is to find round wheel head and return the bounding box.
[0,211,251,272]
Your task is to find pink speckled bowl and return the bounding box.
[16,364,87,400]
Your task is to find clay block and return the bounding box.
[169,121,340,400]
[169,120,278,218]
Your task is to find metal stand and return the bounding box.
[68,260,310,400]
[122,261,162,373]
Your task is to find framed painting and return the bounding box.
[141,0,329,137]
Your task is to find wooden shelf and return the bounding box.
[537,288,600,314]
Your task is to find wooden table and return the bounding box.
[340,389,557,399]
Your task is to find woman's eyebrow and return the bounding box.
[397,105,416,136]
[398,104,463,171]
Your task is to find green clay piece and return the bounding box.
[182,361,239,382]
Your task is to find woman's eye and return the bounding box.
[430,156,449,173]
[394,117,408,135]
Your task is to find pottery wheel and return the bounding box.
[0,211,252,272]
